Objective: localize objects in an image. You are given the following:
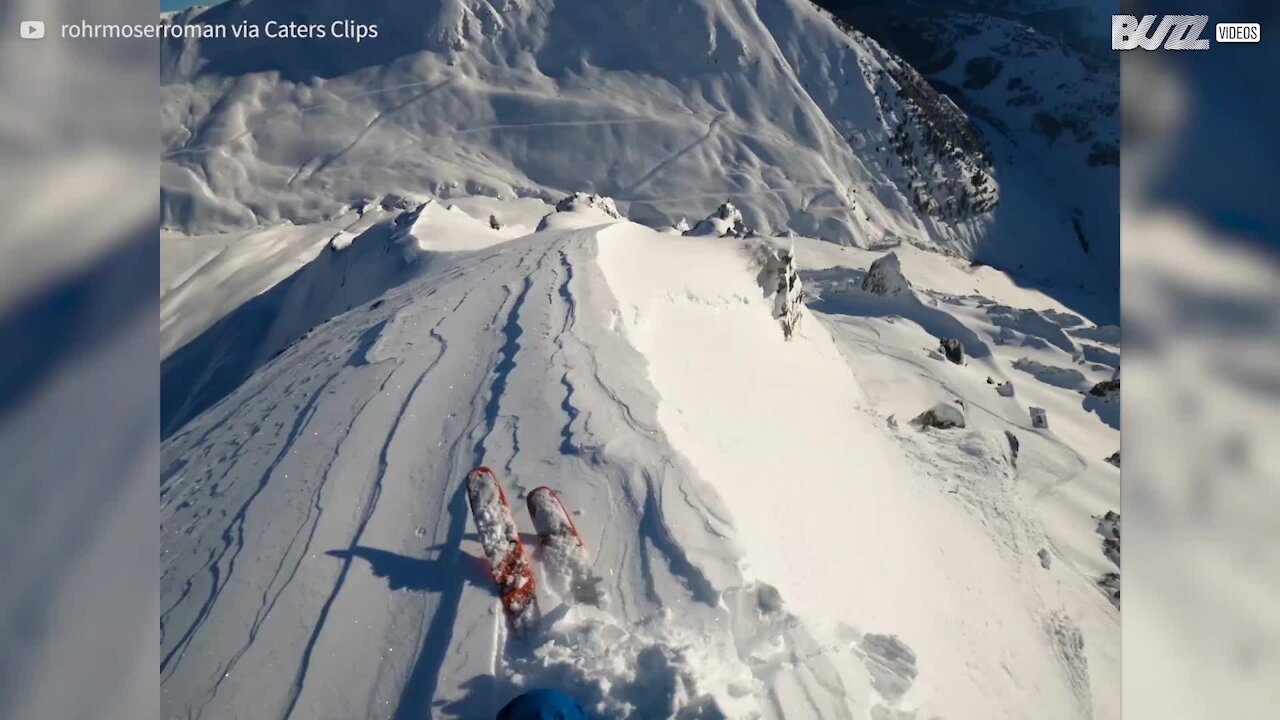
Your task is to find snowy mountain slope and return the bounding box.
[159,0,1107,292]
[161,200,1117,719]
[815,2,1119,296]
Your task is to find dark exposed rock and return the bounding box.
[1096,510,1120,567]
[861,252,912,296]
[1089,377,1120,398]
[1097,572,1120,609]
[939,338,964,364]
[1005,430,1020,466]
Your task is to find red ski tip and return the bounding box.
[465,467,540,629]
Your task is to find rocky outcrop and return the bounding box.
[688,201,749,238]
[861,252,912,296]
[939,338,964,364]
[555,192,621,218]
[1096,511,1120,567]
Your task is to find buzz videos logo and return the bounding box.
[1112,15,1261,50]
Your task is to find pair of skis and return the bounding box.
[465,466,602,632]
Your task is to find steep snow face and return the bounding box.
[161,203,1117,719]
[597,231,1110,719]
[817,3,1119,295]
[160,0,1104,289]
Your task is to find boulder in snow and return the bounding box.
[1029,406,1049,429]
[1105,451,1120,467]
[1038,548,1052,569]
[555,192,620,218]
[1004,430,1020,465]
[861,252,912,296]
[688,201,748,238]
[537,192,623,230]
[939,338,964,364]
[997,380,1015,397]
[912,401,966,430]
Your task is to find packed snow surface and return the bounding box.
[161,198,1117,719]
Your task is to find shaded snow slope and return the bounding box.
[815,2,1119,296]
[161,205,1117,719]
[159,0,1105,291]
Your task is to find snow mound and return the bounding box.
[1013,357,1088,391]
[912,401,967,430]
[503,608,760,718]
[861,252,912,296]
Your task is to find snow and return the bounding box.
[536,193,625,232]
[527,488,607,608]
[911,401,968,429]
[160,200,1118,719]
[158,0,1113,299]
[687,201,747,238]
[155,0,1120,715]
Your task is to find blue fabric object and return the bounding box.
[496,689,590,720]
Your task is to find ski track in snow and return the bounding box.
[161,228,733,717]
[289,77,459,187]
[161,208,1117,719]
[622,113,727,195]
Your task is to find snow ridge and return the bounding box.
[161,204,1118,718]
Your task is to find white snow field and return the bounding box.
[160,198,1118,719]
